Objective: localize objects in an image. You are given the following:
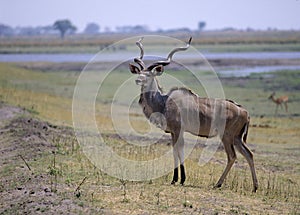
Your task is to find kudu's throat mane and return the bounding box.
[139,77,167,118]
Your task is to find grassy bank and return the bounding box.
[1,31,300,53]
[0,62,299,213]
[1,62,299,121]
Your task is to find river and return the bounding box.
[1,52,300,77]
[1,52,300,63]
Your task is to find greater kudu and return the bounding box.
[129,37,258,192]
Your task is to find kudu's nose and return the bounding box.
[135,79,142,85]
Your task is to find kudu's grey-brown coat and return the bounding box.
[129,37,258,192]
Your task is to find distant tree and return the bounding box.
[53,19,77,39]
[168,27,191,33]
[198,21,206,31]
[116,25,149,33]
[132,25,149,33]
[0,24,14,36]
[12,25,56,36]
[222,27,235,32]
[40,25,57,35]
[84,23,100,34]
[103,26,112,33]
[18,26,40,36]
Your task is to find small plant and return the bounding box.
[120,179,129,203]
[48,151,61,193]
[139,184,145,199]
[182,188,193,208]
[182,200,193,208]
[74,176,87,198]
[155,191,160,205]
[19,154,31,171]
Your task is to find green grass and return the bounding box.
[0,63,78,124]
[2,42,300,53]
[220,70,300,117]
[249,70,300,91]
[196,43,300,53]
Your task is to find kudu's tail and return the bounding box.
[242,117,250,143]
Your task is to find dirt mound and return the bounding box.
[0,104,73,166]
[0,103,102,214]
[0,102,25,127]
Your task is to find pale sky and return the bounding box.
[1,0,299,31]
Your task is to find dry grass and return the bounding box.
[25,121,300,214]
[1,31,300,53]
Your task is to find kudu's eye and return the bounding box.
[129,63,140,74]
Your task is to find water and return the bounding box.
[1,52,300,63]
[203,52,300,60]
[0,53,96,63]
[217,65,300,77]
[0,52,300,77]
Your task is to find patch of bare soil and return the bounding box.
[15,62,86,72]
[14,61,116,72]
[0,102,102,214]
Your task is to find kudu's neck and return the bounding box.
[139,77,166,119]
[141,77,162,94]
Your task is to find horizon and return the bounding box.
[1,0,300,32]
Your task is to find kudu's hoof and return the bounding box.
[180,180,185,186]
[213,184,222,189]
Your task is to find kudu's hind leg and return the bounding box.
[234,137,258,192]
[171,145,179,184]
[171,131,185,185]
[215,136,236,188]
[178,141,185,185]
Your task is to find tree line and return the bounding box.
[0,19,206,39]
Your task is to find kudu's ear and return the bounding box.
[151,65,164,76]
[129,63,140,74]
